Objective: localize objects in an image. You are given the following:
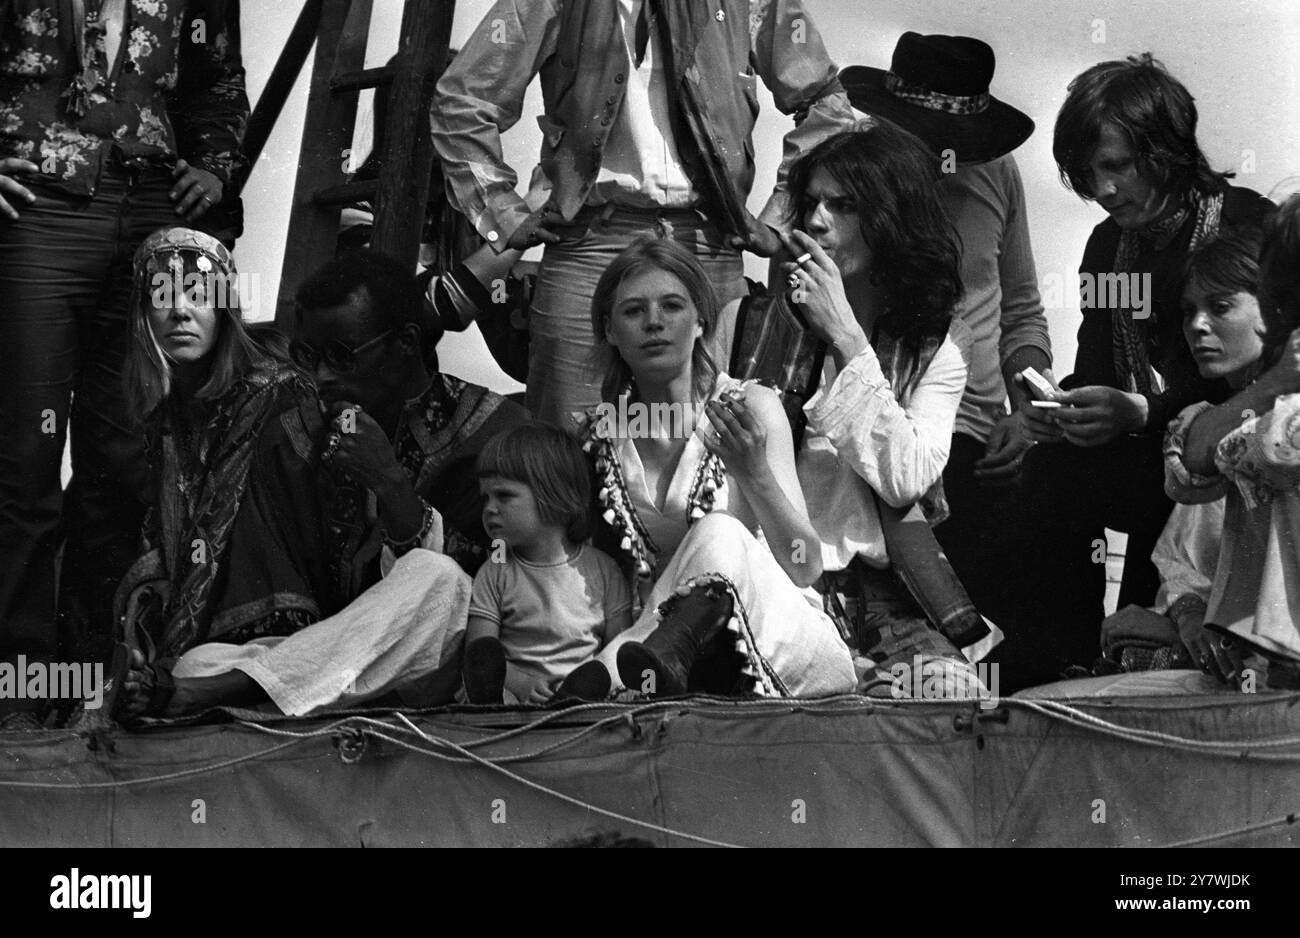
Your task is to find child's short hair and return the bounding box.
[477,423,592,543]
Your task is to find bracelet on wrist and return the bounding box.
[383,499,435,555]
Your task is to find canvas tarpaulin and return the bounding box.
[2,693,1299,847]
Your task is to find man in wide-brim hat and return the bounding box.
[841,34,1066,690]
[840,32,1035,166]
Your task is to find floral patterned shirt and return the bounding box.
[0,0,247,196]
[1164,395,1300,661]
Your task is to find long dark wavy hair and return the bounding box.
[1053,53,1232,204]
[589,237,721,405]
[1259,195,1300,370]
[786,122,962,394]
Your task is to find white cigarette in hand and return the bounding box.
[795,252,813,266]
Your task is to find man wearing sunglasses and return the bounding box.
[291,250,530,587]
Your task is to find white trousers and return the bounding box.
[173,549,471,716]
[593,513,857,698]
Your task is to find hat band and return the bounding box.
[884,72,990,116]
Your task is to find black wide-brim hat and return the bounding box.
[840,32,1034,165]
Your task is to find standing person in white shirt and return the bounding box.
[841,34,1056,689]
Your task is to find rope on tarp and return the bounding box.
[404,694,877,751]
[1014,699,1300,759]
[1161,809,1300,848]
[237,694,880,764]
[432,699,671,750]
[232,711,746,846]
[392,713,746,848]
[0,696,873,793]
[239,705,665,766]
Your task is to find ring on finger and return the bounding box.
[787,273,801,290]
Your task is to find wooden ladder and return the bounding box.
[231,0,457,327]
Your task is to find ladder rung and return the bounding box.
[331,65,394,93]
[313,179,378,206]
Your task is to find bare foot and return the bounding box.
[120,650,275,717]
[119,649,159,719]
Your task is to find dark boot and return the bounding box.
[616,582,734,696]
[462,637,507,704]
[554,660,612,702]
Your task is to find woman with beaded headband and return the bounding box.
[108,228,479,722]
[110,226,322,720]
[557,237,855,701]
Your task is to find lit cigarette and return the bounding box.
[795,252,813,266]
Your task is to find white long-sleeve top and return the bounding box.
[1151,499,1223,614]
[798,323,971,573]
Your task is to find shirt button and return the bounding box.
[606,96,616,105]
[487,231,499,243]
[601,117,610,126]
[614,73,625,84]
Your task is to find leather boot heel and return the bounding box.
[554,659,612,702]
[617,582,734,697]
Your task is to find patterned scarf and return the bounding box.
[153,364,316,658]
[1111,190,1225,394]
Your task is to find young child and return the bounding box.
[463,423,632,704]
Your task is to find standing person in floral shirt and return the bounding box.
[0,0,247,727]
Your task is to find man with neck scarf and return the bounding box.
[1016,54,1273,676]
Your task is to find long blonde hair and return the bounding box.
[123,227,278,419]
[589,238,720,405]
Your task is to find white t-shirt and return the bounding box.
[469,544,632,702]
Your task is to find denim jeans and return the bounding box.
[0,161,178,698]
[527,204,746,429]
